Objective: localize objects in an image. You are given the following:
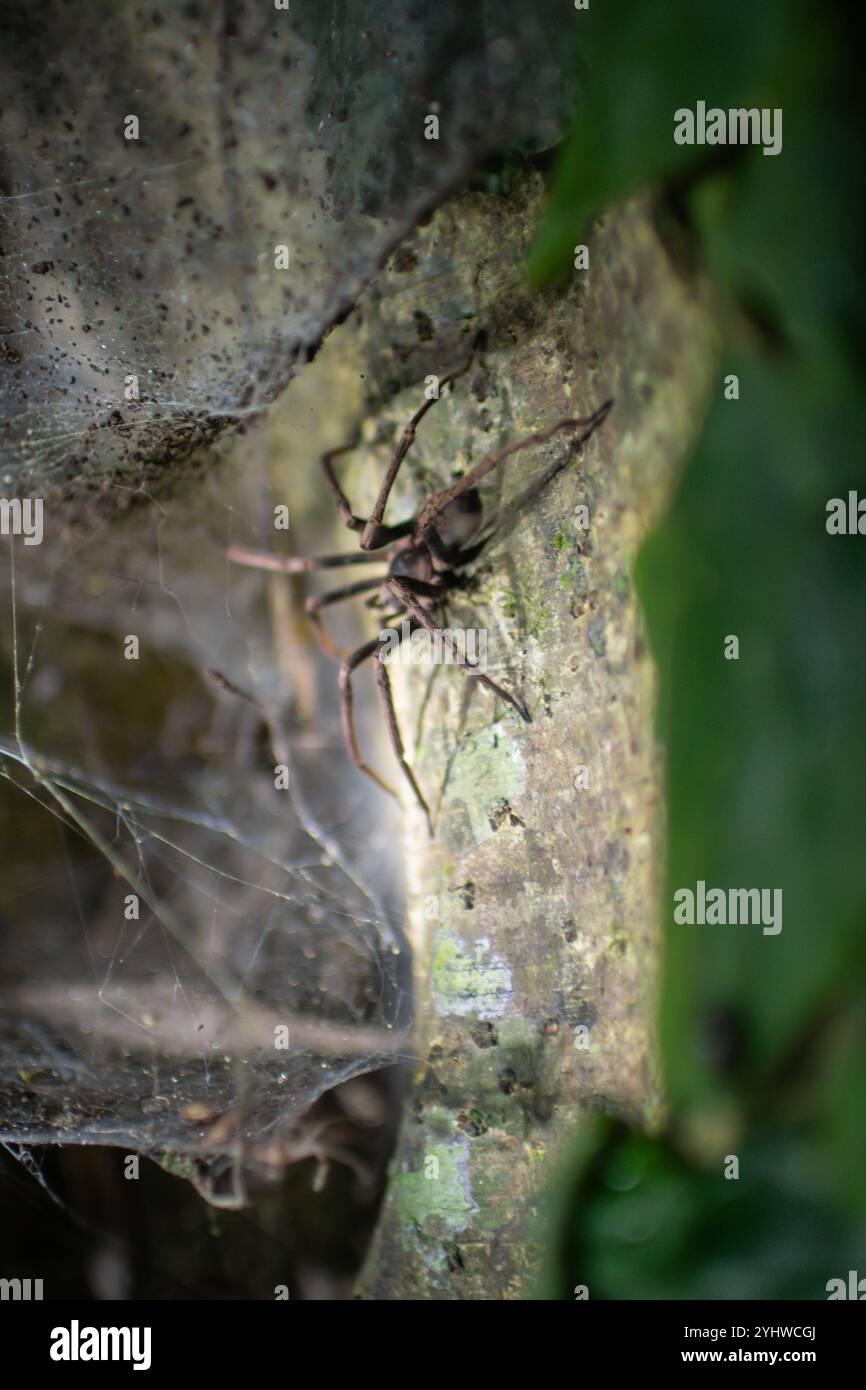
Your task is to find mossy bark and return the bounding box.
[349,173,719,1298]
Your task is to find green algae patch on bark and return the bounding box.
[432,933,514,1020]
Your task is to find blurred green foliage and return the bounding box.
[541,1118,864,1301]
[532,0,866,1297]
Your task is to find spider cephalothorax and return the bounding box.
[229,353,611,836]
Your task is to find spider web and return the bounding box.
[0,409,415,1206]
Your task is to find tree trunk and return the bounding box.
[351,172,719,1299]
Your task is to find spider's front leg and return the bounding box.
[356,345,479,551]
[318,335,479,550]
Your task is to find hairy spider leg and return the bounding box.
[304,575,386,659]
[340,637,398,800]
[373,635,435,838]
[386,574,531,724]
[339,619,434,834]
[320,440,417,547]
[227,543,387,574]
[319,439,366,532]
[359,349,478,552]
[226,544,394,656]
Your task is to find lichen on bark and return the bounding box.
[347,172,719,1298]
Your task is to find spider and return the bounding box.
[181,1106,375,1207]
[229,352,611,836]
